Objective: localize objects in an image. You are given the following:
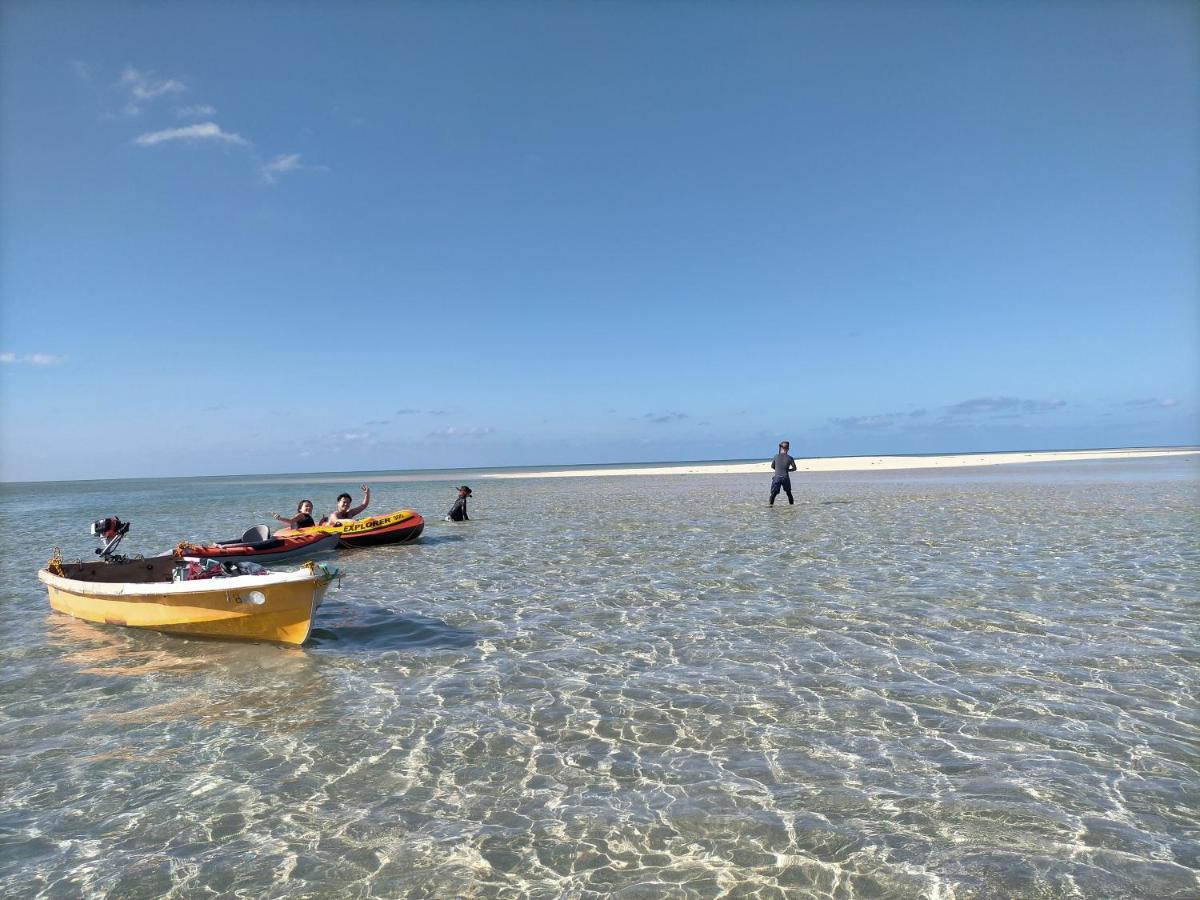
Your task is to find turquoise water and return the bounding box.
[1,456,1198,897]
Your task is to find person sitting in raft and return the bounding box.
[325,484,371,525]
[446,485,472,522]
[273,499,316,530]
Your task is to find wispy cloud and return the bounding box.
[118,65,186,115]
[642,412,688,424]
[946,396,1066,416]
[831,397,1067,431]
[258,153,329,185]
[1126,397,1178,409]
[70,60,91,82]
[342,432,371,442]
[831,414,895,430]
[1,352,67,365]
[175,104,216,119]
[134,122,249,147]
[428,426,494,438]
[397,408,449,416]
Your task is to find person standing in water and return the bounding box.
[769,441,797,506]
[446,485,472,522]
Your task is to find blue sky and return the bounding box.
[1,1,1196,481]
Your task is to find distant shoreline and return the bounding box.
[480,447,1200,479]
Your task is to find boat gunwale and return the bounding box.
[37,566,330,598]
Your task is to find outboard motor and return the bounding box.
[91,516,130,561]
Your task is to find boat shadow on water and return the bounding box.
[308,606,475,651]
[332,532,466,558]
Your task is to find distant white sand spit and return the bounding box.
[480,448,1199,480]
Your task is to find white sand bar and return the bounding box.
[481,448,1199,479]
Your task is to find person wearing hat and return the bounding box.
[446,485,472,522]
[769,441,797,506]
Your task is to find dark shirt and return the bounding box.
[771,453,797,477]
[294,514,316,529]
[447,497,469,522]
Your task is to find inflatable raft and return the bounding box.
[279,509,425,548]
[179,525,340,566]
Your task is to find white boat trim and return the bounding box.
[37,566,325,598]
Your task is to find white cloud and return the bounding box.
[175,104,217,118]
[258,153,329,184]
[342,432,370,441]
[70,60,91,82]
[118,65,186,115]
[134,122,250,147]
[1,352,67,365]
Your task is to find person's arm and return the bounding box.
[273,513,297,526]
[462,501,469,521]
[347,484,371,517]
[788,457,797,472]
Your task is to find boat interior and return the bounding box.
[57,556,177,584]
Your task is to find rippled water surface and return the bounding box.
[1,457,1198,898]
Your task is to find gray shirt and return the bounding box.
[771,453,797,476]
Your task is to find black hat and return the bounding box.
[458,485,472,494]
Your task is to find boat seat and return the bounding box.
[242,524,272,543]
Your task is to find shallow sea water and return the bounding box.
[0,456,1197,899]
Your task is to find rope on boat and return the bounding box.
[47,548,65,576]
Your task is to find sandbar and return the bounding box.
[481,448,1199,479]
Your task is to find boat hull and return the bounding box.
[185,531,340,566]
[38,566,336,646]
[280,509,425,549]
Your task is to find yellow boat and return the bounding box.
[39,555,338,646]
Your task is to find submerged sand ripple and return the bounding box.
[0,457,1197,897]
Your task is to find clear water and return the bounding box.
[1,456,1197,898]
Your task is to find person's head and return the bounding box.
[779,441,790,452]
[297,499,314,515]
[457,485,472,497]
[336,492,352,511]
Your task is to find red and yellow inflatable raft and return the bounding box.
[279,508,425,548]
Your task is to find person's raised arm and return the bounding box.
[348,483,371,517]
[273,512,297,527]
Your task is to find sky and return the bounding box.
[1,0,1197,481]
